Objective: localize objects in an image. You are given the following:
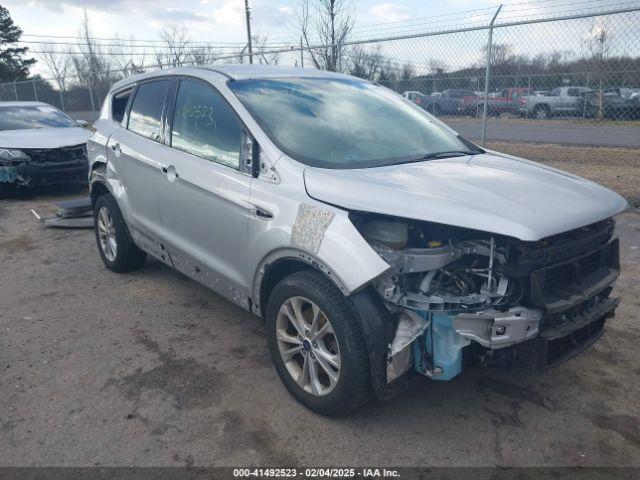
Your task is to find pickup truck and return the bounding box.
[418,89,475,116]
[518,86,594,119]
[459,87,533,116]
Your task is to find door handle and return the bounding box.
[110,143,121,157]
[161,164,179,182]
[250,205,273,219]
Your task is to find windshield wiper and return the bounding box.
[402,150,482,164]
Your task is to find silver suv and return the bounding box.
[89,65,627,416]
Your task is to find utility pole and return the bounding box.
[300,37,304,68]
[480,4,502,147]
[244,0,253,64]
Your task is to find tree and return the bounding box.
[0,5,35,81]
[481,43,514,68]
[69,11,118,108]
[348,45,383,80]
[401,63,415,80]
[38,46,70,91]
[295,0,354,72]
[155,26,191,68]
[109,36,147,77]
[253,35,280,65]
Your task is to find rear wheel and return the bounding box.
[93,193,146,272]
[266,270,370,416]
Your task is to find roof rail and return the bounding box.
[194,66,235,80]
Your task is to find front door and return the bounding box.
[157,78,252,303]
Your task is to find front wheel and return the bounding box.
[266,270,370,416]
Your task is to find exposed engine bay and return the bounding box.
[351,213,620,384]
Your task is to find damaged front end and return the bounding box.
[350,213,620,390]
[0,145,88,191]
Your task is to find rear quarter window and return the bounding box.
[112,88,132,124]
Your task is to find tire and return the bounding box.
[431,104,442,116]
[93,193,146,273]
[266,270,370,416]
[533,105,550,120]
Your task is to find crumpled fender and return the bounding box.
[250,203,391,313]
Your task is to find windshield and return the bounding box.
[0,105,77,131]
[229,77,478,169]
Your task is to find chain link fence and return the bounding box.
[2,5,639,146]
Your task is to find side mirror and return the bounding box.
[76,119,89,128]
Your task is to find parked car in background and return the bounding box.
[0,101,91,197]
[599,87,640,120]
[518,86,594,119]
[402,91,426,108]
[88,65,626,416]
[419,89,475,116]
[459,87,533,116]
[534,90,550,96]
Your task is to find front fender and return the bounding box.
[250,204,390,312]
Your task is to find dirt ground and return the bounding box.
[487,141,640,205]
[1,143,639,467]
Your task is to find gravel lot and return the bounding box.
[1,143,640,467]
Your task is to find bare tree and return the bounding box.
[155,26,191,68]
[401,62,415,80]
[69,10,116,107]
[252,35,280,65]
[295,0,354,72]
[587,21,613,61]
[348,45,383,80]
[481,43,514,67]
[109,36,146,77]
[37,45,70,91]
[188,45,218,65]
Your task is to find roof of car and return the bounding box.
[0,101,52,107]
[110,64,353,91]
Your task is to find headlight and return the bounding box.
[0,149,30,165]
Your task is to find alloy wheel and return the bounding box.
[276,296,341,396]
[97,206,117,262]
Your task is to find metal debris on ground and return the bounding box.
[31,197,94,229]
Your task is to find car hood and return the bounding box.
[303,152,628,241]
[0,127,91,149]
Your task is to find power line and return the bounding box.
[20,40,292,50]
[21,33,250,45]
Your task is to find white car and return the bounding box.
[0,101,91,196]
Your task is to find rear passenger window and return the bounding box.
[170,79,242,169]
[128,80,170,141]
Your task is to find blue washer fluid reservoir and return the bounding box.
[412,311,471,381]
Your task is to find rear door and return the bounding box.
[157,77,252,301]
[106,79,171,251]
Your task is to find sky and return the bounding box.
[3,0,639,76]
